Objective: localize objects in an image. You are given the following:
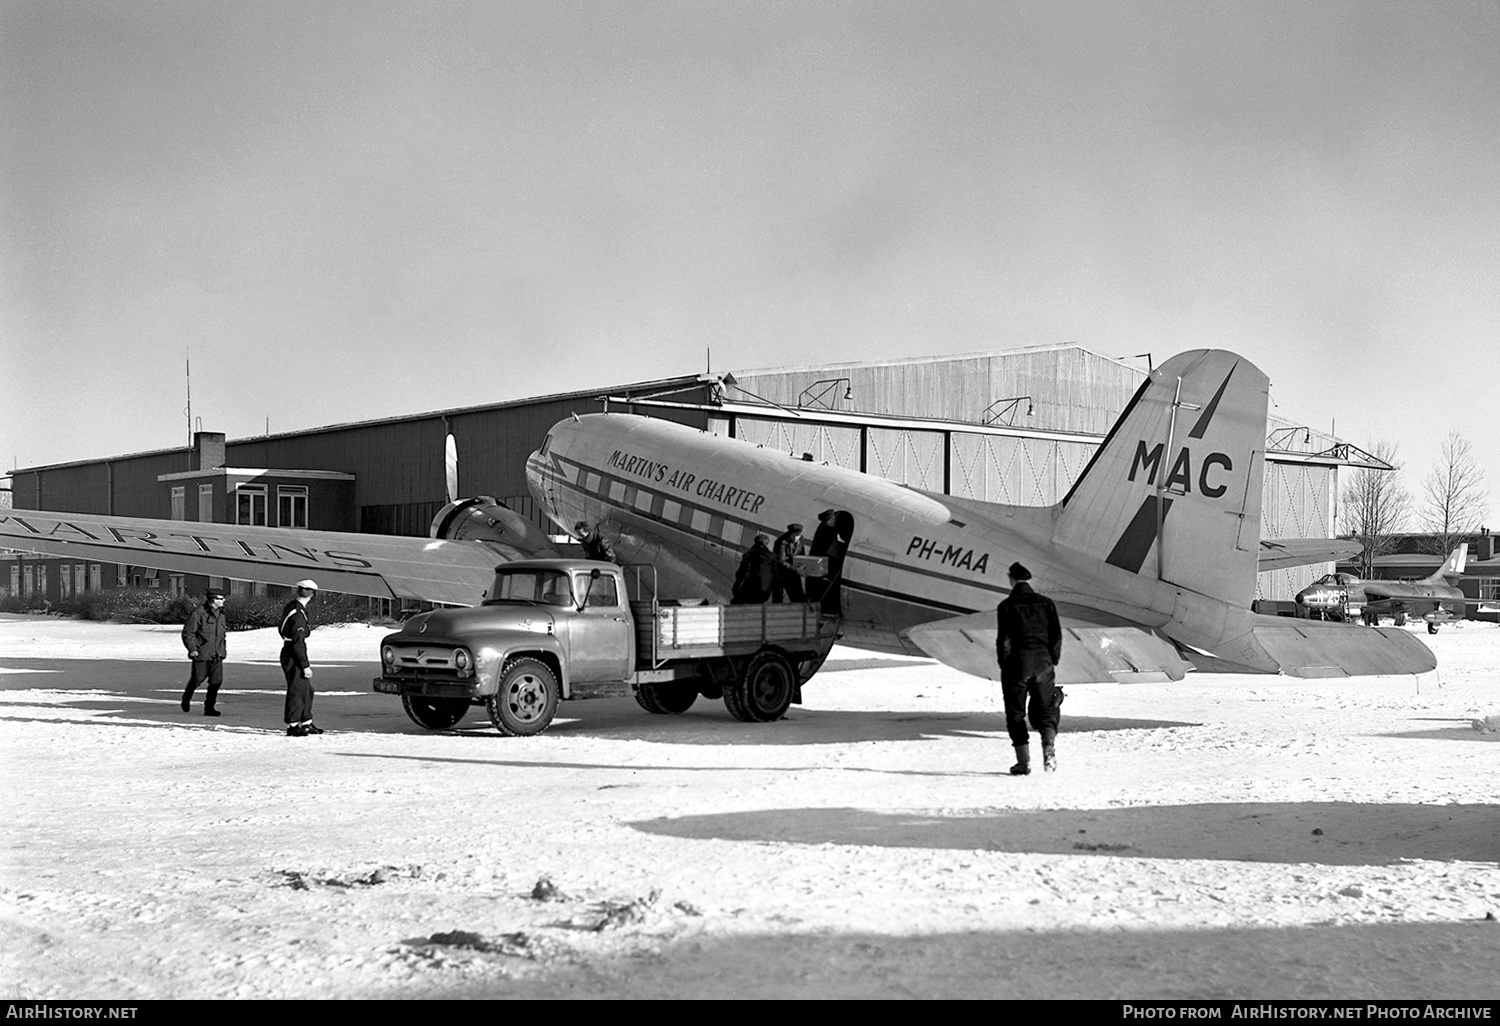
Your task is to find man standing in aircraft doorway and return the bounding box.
[180,587,228,717]
[281,579,321,737]
[995,562,1063,775]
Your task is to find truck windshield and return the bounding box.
[485,569,574,607]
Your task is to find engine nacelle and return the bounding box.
[429,497,558,560]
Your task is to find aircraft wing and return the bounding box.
[1257,538,1362,572]
[0,508,540,606]
[902,605,1193,685]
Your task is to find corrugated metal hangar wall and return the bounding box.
[11,345,1345,601]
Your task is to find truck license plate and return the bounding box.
[372,678,401,695]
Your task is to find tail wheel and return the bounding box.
[401,694,470,730]
[724,648,796,723]
[486,658,559,736]
[634,681,699,715]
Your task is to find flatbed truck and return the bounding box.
[372,559,839,735]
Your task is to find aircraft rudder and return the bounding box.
[1054,349,1270,608]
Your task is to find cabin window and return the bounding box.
[585,472,601,494]
[575,573,619,608]
[662,499,682,524]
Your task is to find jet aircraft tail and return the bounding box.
[1427,543,1468,582]
[1052,350,1268,610]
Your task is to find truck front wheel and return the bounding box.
[401,694,470,730]
[635,681,698,714]
[487,658,559,736]
[724,649,795,723]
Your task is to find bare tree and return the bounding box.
[1340,440,1411,580]
[1419,431,1489,556]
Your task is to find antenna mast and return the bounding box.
[184,349,192,447]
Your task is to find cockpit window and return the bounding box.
[539,433,552,456]
[485,569,573,607]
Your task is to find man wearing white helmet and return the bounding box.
[280,579,321,736]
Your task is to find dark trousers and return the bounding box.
[183,658,223,712]
[772,567,805,603]
[1001,670,1061,748]
[281,651,313,724]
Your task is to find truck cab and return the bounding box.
[375,559,630,735]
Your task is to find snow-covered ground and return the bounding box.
[2,614,1497,999]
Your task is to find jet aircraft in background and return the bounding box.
[0,348,1437,690]
[1294,544,1477,633]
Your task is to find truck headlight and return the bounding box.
[381,645,396,669]
[455,647,472,676]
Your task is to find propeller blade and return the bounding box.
[445,433,459,504]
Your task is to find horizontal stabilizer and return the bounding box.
[1257,537,1362,572]
[903,609,1192,685]
[1250,618,1436,678]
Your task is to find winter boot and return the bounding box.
[1042,744,1057,773]
[1009,744,1031,776]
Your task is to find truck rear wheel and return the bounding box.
[401,694,470,730]
[724,648,795,723]
[635,681,698,714]
[487,658,559,736]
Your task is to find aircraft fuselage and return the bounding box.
[526,414,1186,656]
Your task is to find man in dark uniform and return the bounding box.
[575,520,616,563]
[731,534,775,604]
[771,523,806,603]
[180,587,228,717]
[280,579,321,737]
[995,562,1063,775]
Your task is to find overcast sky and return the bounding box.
[3,1,1496,528]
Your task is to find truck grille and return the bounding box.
[388,646,463,672]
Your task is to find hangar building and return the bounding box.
[4,344,1372,607]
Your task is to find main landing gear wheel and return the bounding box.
[635,681,699,714]
[724,648,796,723]
[401,694,470,730]
[1427,622,1439,635]
[486,657,559,736]
[1394,612,1407,626]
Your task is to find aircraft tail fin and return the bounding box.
[1053,350,1269,610]
[1428,543,1468,582]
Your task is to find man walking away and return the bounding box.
[995,562,1063,774]
[280,579,321,736]
[181,588,228,717]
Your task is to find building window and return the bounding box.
[171,486,186,521]
[237,485,268,526]
[277,485,308,528]
[90,564,102,590]
[75,564,86,594]
[24,565,34,597]
[37,564,47,597]
[199,484,213,523]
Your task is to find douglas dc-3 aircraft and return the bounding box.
[1294,544,1476,634]
[0,349,1436,689]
